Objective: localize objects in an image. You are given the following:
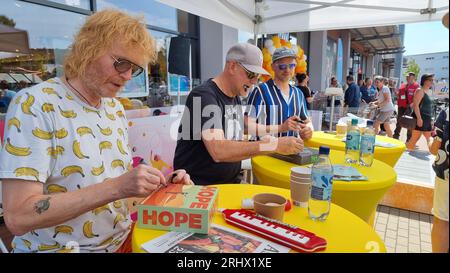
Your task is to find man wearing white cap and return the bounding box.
[174,43,304,185]
[247,47,313,139]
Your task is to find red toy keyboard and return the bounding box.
[220,209,327,252]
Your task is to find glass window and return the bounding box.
[97,0,198,36]
[97,0,178,32]
[47,0,91,9]
[0,0,86,90]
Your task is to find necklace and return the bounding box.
[65,77,101,108]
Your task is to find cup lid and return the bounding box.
[290,166,311,175]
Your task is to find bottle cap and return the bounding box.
[367,120,374,126]
[351,119,358,125]
[241,198,254,209]
[319,146,330,155]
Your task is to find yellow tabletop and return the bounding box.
[251,150,396,224]
[304,131,406,167]
[132,184,386,253]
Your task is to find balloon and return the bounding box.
[291,45,298,54]
[297,48,304,60]
[268,46,276,55]
[264,40,274,48]
[263,52,271,63]
[274,42,282,49]
[280,39,288,46]
[272,36,280,45]
[262,47,269,55]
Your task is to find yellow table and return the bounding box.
[251,150,396,224]
[132,184,386,253]
[304,131,406,167]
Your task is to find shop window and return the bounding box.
[46,0,91,9]
[0,0,86,90]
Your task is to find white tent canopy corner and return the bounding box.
[157,0,449,34]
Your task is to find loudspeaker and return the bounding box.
[168,37,190,77]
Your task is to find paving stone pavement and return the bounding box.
[375,205,433,253]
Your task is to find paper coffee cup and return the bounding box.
[290,180,311,208]
[290,166,311,178]
[253,193,287,221]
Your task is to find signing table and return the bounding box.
[251,150,396,225]
[132,184,386,253]
[304,131,406,167]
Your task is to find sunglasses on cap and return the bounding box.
[111,55,144,77]
[238,63,260,80]
[277,63,296,70]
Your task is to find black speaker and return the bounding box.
[168,37,190,77]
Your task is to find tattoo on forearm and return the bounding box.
[34,197,51,214]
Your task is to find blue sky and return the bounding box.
[404,21,449,56]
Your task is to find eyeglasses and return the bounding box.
[277,63,296,70]
[111,55,144,77]
[238,63,260,80]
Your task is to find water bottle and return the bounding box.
[345,118,360,164]
[308,146,334,221]
[359,120,376,167]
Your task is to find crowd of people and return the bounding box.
[0,8,447,254]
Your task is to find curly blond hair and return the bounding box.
[64,9,156,78]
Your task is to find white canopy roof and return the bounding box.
[157,0,449,34]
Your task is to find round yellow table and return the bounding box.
[132,184,386,253]
[304,131,406,167]
[251,150,396,224]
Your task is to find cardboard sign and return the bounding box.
[137,184,219,234]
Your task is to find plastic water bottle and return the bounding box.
[359,120,376,167]
[345,118,360,164]
[308,146,334,221]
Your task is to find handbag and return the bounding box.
[399,106,417,130]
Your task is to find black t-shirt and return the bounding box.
[174,79,244,185]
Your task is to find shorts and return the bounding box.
[376,110,393,123]
[415,117,433,132]
[432,175,449,221]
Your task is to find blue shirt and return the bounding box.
[344,82,361,108]
[246,79,309,137]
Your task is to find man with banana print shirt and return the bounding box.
[0,9,193,253]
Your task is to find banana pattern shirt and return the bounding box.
[0,78,132,253]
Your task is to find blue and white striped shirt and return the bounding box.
[246,79,309,137]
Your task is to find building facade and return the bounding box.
[404,52,449,82]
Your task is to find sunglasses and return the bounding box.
[238,63,260,80]
[111,55,144,77]
[277,63,296,70]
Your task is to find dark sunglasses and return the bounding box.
[111,55,144,77]
[238,63,260,80]
[277,63,296,70]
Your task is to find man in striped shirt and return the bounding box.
[246,47,313,140]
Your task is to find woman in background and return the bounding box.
[296,73,313,110]
[406,74,434,151]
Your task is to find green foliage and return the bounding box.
[404,59,421,80]
[0,15,16,27]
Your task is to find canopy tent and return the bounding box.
[0,24,31,54]
[157,0,449,34]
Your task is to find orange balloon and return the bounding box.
[280,39,288,46]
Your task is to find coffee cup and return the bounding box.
[253,193,287,221]
[290,180,311,208]
[290,166,311,178]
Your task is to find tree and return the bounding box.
[0,15,16,27]
[404,59,420,81]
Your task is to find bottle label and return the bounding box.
[311,173,333,200]
[360,135,375,154]
[346,132,360,150]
